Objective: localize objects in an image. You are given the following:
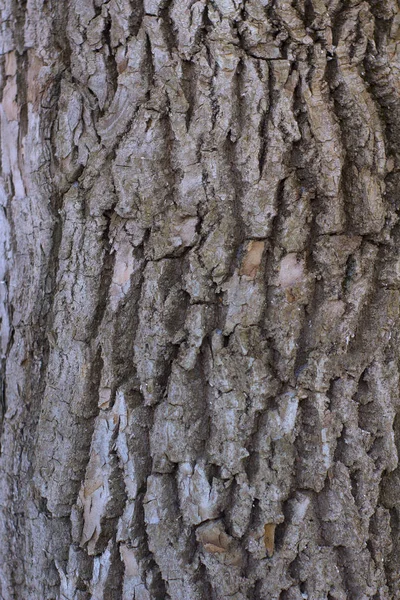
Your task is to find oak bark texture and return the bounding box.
[2,0,400,598]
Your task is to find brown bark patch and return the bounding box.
[239,241,265,279]
[264,523,276,558]
[197,521,231,554]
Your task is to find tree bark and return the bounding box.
[1,0,400,598]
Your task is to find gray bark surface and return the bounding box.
[1,0,400,598]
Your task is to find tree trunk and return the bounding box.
[1,0,400,598]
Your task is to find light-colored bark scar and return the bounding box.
[27,52,45,108]
[239,241,265,279]
[120,543,140,578]
[110,240,135,310]
[277,253,305,288]
[196,520,243,566]
[2,52,18,121]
